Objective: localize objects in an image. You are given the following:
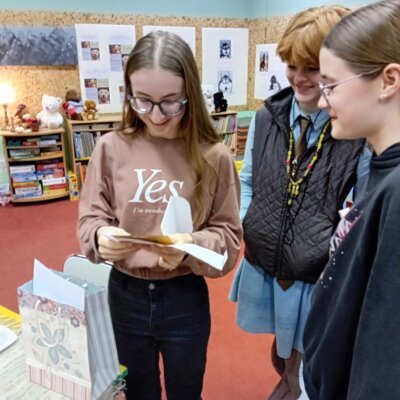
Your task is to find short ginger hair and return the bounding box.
[277,5,351,67]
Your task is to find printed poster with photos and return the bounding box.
[75,24,136,113]
[254,43,289,100]
[142,26,196,56]
[202,28,249,106]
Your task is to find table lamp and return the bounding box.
[0,83,15,130]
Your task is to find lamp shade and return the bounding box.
[0,83,15,105]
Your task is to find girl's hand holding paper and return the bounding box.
[154,233,193,271]
[97,226,143,262]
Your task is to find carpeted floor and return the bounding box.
[0,198,279,399]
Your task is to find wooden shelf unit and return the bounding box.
[64,115,121,189]
[210,111,237,155]
[1,128,69,203]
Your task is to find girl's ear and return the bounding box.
[380,63,400,98]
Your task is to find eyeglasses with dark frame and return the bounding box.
[319,68,382,106]
[128,95,188,117]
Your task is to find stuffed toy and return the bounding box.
[82,99,99,121]
[63,89,84,120]
[201,85,215,114]
[14,103,31,125]
[213,92,227,113]
[14,103,40,132]
[36,94,63,129]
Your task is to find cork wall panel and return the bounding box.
[0,9,291,114]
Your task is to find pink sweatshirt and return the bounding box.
[78,131,242,279]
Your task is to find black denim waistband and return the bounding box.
[110,267,204,291]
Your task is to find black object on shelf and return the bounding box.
[213,92,228,113]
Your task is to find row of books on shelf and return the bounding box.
[75,162,87,190]
[223,131,236,154]
[9,146,62,160]
[212,115,236,134]
[9,160,67,199]
[73,131,102,159]
[7,134,60,147]
[236,126,249,157]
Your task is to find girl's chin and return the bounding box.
[294,93,320,110]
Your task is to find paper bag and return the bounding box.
[17,270,120,399]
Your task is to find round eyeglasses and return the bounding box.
[128,96,188,117]
[319,68,381,106]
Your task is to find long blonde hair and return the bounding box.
[120,31,220,224]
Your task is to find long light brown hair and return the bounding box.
[323,0,400,77]
[277,5,351,67]
[119,31,220,224]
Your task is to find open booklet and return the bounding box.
[105,196,228,271]
[109,234,175,246]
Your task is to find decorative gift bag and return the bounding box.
[17,260,120,399]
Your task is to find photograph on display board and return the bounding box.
[81,41,101,61]
[96,79,110,104]
[109,44,132,71]
[122,54,129,69]
[98,87,111,104]
[84,78,97,88]
[90,48,100,60]
[120,44,133,70]
[109,43,122,71]
[219,40,231,59]
[84,78,111,104]
[259,51,269,72]
[268,74,282,94]
[217,71,233,94]
[0,27,77,65]
[84,78,97,101]
[119,85,125,104]
[109,44,121,54]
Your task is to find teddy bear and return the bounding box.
[63,89,84,120]
[36,94,63,128]
[81,99,99,121]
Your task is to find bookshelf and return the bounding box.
[235,111,255,160]
[1,127,69,203]
[210,111,237,155]
[65,115,121,190]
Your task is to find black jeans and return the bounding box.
[108,268,211,400]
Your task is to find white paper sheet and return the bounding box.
[33,259,85,311]
[254,43,289,100]
[0,326,17,352]
[202,28,249,106]
[75,24,136,113]
[161,196,193,235]
[107,196,228,270]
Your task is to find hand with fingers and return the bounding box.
[96,226,143,262]
[153,233,193,271]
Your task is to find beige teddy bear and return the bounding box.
[82,99,99,121]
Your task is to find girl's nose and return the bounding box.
[149,104,166,123]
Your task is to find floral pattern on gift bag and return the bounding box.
[18,278,119,400]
